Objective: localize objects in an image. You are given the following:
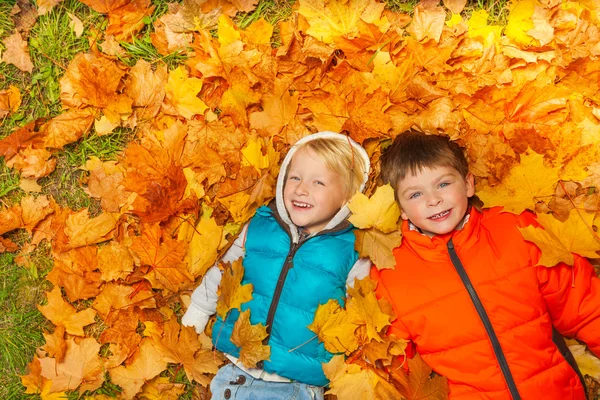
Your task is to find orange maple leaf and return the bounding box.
[38,286,97,336]
[130,223,193,292]
[216,258,254,318]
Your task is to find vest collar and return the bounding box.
[400,207,482,262]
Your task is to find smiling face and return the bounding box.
[396,165,475,237]
[283,147,349,234]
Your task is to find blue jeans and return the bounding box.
[210,364,324,400]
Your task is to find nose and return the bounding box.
[294,180,308,196]
[427,193,442,207]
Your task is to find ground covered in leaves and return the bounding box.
[1,0,600,398]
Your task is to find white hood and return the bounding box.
[275,131,371,243]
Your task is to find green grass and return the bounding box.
[0,246,53,400]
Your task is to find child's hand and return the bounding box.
[181,306,211,334]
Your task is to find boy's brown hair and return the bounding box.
[381,131,469,193]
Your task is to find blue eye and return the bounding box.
[316,181,325,186]
[409,192,421,199]
[439,182,450,188]
[289,176,300,181]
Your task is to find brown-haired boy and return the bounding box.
[373,131,600,399]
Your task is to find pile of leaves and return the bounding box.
[1,0,600,398]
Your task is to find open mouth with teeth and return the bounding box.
[292,201,313,209]
[429,210,450,220]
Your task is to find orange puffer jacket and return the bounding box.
[373,207,600,400]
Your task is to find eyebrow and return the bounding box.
[400,173,456,196]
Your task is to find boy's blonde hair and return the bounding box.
[381,131,469,194]
[297,137,367,199]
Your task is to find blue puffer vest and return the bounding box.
[212,205,358,386]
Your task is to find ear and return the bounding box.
[401,210,409,220]
[465,172,475,198]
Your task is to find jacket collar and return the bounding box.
[400,207,482,262]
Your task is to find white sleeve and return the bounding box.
[346,257,372,290]
[181,224,248,333]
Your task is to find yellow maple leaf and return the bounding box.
[230,309,270,369]
[519,209,600,267]
[308,299,359,354]
[65,209,119,248]
[165,66,208,119]
[297,0,386,44]
[346,277,395,342]
[505,0,537,47]
[468,10,502,47]
[355,228,402,270]
[348,184,401,233]
[217,14,241,46]
[179,212,223,278]
[567,341,600,381]
[324,355,402,400]
[243,18,273,45]
[241,137,278,173]
[477,150,559,214]
[216,258,254,318]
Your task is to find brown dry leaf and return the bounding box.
[12,0,38,34]
[6,146,57,179]
[124,60,167,121]
[0,203,23,235]
[92,283,156,320]
[60,53,127,109]
[39,337,104,392]
[216,258,253,318]
[110,338,168,399]
[230,309,270,368]
[0,119,45,160]
[1,31,34,72]
[99,307,142,362]
[342,89,393,144]
[393,353,449,400]
[64,209,119,248]
[443,0,466,14]
[40,325,67,362]
[97,241,135,281]
[37,0,63,15]
[84,158,131,213]
[43,108,95,149]
[20,195,53,232]
[151,316,222,386]
[308,299,359,354]
[38,286,97,336]
[130,223,193,292]
[79,0,130,13]
[406,4,446,42]
[105,0,155,41]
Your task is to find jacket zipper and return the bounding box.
[256,237,306,369]
[447,239,522,400]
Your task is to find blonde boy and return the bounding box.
[183,132,371,399]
